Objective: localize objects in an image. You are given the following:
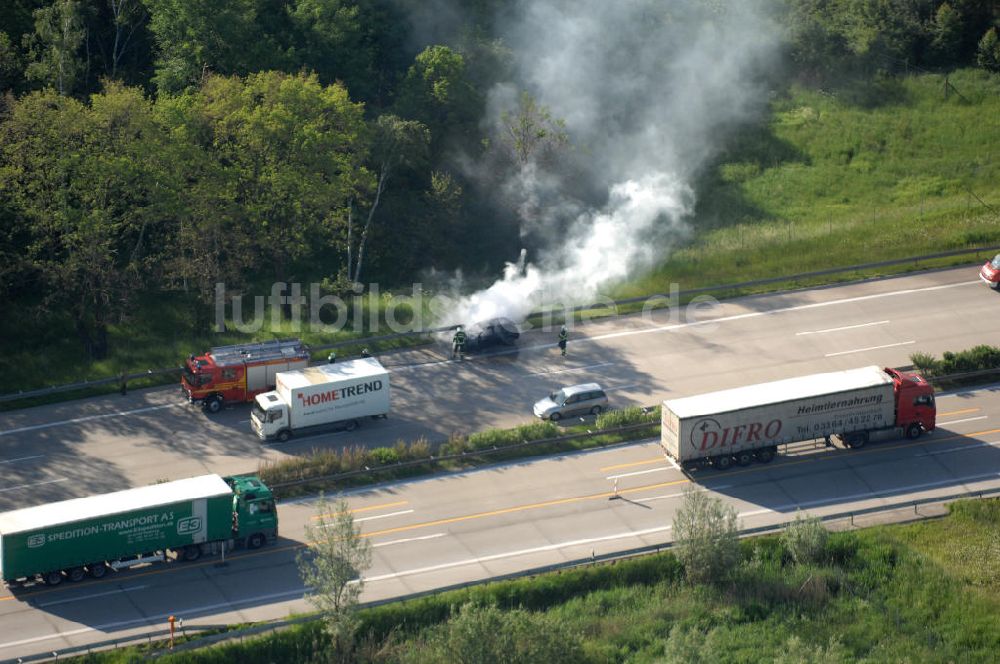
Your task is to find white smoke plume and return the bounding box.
[444,0,781,326]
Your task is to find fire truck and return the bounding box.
[181,339,311,413]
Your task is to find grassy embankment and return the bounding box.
[5,70,1000,403]
[615,68,1000,301]
[81,498,1000,663]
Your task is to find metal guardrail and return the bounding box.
[13,485,1000,664]
[1,244,996,405]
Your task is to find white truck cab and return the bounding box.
[250,358,390,442]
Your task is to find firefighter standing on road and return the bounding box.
[558,325,568,357]
[452,326,467,360]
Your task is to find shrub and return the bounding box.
[595,405,660,429]
[672,487,739,585]
[369,447,400,465]
[782,511,829,565]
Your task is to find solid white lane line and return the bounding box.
[0,588,311,651]
[373,533,446,548]
[353,510,414,524]
[386,279,979,369]
[796,320,890,336]
[605,383,640,392]
[917,441,1000,458]
[824,340,915,357]
[0,403,182,437]
[736,471,1000,518]
[363,524,674,583]
[586,280,977,345]
[606,467,672,480]
[937,416,988,426]
[0,454,44,465]
[38,585,148,608]
[0,478,67,493]
[524,362,615,377]
[635,485,733,503]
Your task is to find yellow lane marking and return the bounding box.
[937,408,980,417]
[7,426,1000,603]
[312,500,409,520]
[360,478,694,540]
[599,457,665,472]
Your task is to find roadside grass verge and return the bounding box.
[612,68,1000,300]
[80,497,1000,663]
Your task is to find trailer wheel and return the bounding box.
[247,533,265,549]
[182,545,202,562]
[276,429,291,443]
[711,455,733,470]
[906,423,922,440]
[847,432,868,449]
[204,396,222,414]
[68,567,86,582]
[88,563,107,578]
[44,571,63,586]
[756,447,776,464]
[735,451,754,467]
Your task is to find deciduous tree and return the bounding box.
[297,495,372,660]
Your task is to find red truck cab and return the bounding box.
[182,339,310,413]
[885,367,936,438]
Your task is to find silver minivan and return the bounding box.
[533,383,608,421]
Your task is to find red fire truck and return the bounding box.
[181,339,311,413]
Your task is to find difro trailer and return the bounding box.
[661,366,936,470]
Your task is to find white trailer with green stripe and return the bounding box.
[0,474,278,586]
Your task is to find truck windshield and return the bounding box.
[251,400,266,422]
[550,390,566,405]
[182,368,205,386]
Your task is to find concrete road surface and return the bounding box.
[0,265,992,509]
[2,383,999,660]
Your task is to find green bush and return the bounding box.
[910,344,1000,380]
[782,511,829,565]
[595,405,660,429]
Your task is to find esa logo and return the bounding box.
[176,517,203,535]
[27,534,46,548]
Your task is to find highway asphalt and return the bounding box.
[2,264,1000,659]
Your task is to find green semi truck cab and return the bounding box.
[0,474,279,587]
[226,475,278,549]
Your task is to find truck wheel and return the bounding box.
[68,567,86,582]
[549,412,562,422]
[276,429,291,443]
[711,455,733,470]
[345,419,359,432]
[590,405,604,416]
[88,563,107,578]
[247,533,265,549]
[44,571,63,586]
[735,451,754,467]
[756,448,776,464]
[182,545,202,562]
[205,396,222,414]
[906,423,922,439]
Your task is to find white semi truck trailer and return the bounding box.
[661,366,937,470]
[251,358,390,442]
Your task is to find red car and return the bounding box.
[981,254,1000,288]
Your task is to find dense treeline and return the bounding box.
[1,0,998,359]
